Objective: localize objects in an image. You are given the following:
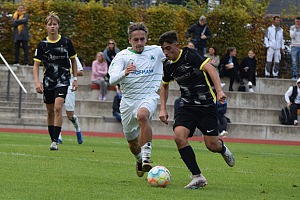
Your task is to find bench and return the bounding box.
[90,83,116,91]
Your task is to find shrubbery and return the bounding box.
[0,0,295,77]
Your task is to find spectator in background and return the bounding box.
[187,41,195,49]
[217,100,229,137]
[11,4,29,66]
[290,17,300,80]
[284,78,300,126]
[240,50,257,92]
[219,47,241,91]
[91,52,108,101]
[186,15,211,57]
[264,16,284,78]
[204,46,220,70]
[112,84,122,123]
[103,39,120,70]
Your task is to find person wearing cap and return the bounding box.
[284,78,300,125]
[186,15,211,57]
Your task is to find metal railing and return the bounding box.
[0,52,27,118]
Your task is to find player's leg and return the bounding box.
[44,89,57,150]
[64,89,83,144]
[127,136,144,177]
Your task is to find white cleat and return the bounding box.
[50,142,58,150]
[184,174,207,189]
[221,144,235,167]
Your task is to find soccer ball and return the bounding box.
[147,166,171,188]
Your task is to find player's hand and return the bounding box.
[72,80,78,91]
[125,62,137,76]
[217,91,227,104]
[159,110,169,125]
[35,82,43,94]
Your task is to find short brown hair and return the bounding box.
[158,30,178,45]
[45,11,60,24]
[127,22,148,38]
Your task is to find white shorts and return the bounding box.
[120,98,158,141]
[64,86,75,111]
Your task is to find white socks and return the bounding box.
[141,142,152,163]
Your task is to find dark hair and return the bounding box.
[127,22,148,38]
[273,16,280,21]
[226,47,236,55]
[209,46,217,54]
[158,30,178,45]
[296,17,300,20]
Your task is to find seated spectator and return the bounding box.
[204,46,220,70]
[187,41,195,49]
[217,100,229,137]
[112,84,122,123]
[219,47,241,91]
[91,52,108,101]
[103,39,120,74]
[239,50,257,92]
[284,78,300,126]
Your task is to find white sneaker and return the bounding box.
[220,83,226,88]
[220,130,228,137]
[184,174,207,189]
[221,144,235,167]
[294,120,299,126]
[249,88,254,93]
[50,142,58,150]
[247,81,253,87]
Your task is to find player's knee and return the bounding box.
[205,141,221,152]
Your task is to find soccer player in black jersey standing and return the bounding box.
[33,12,78,150]
[158,30,235,189]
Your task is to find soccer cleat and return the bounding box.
[184,174,207,189]
[136,161,144,177]
[142,160,153,172]
[50,142,58,150]
[220,130,228,137]
[76,131,83,144]
[221,144,235,167]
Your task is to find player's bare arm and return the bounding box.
[202,63,227,103]
[33,60,43,94]
[159,82,169,124]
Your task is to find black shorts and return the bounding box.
[173,105,218,137]
[43,86,68,104]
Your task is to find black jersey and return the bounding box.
[34,35,76,90]
[162,47,216,106]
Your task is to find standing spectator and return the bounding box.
[58,57,84,144]
[11,4,29,66]
[264,16,284,78]
[290,17,300,80]
[284,78,300,126]
[112,84,122,123]
[103,39,120,69]
[219,47,241,91]
[158,30,235,189]
[33,12,78,150]
[204,46,220,70]
[108,22,165,177]
[239,50,257,92]
[91,52,108,101]
[186,15,211,57]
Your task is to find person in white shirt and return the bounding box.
[264,16,284,78]
[290,17,300,80]
[284,78,300,126]
[108,22,165,178]
[58,57,84,144]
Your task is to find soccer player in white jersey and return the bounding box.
[58,57,84,144]
[108,22,165,177]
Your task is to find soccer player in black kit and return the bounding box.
[158,30,235,189]
[33,12,78,150]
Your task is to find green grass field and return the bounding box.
[0,132,299,200]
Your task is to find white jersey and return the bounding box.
[109,45,165,104]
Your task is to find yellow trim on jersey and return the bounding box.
[34,58,41,63]
[200,58,217,102]
[46,34,61,43]
[70,54,77,59]
[162,80,170,85]
[171,49,183,63]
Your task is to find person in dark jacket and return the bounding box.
[11,4,30,66]
[239,50,257,92]
[186,15,211,57]
[112,84,122,123]
[219,47,241,91]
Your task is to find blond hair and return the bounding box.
[45,11,60,24]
